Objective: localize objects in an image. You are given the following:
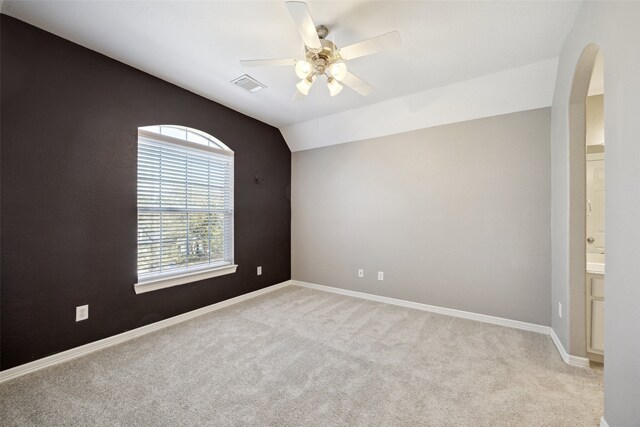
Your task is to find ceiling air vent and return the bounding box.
[231,74,266,93]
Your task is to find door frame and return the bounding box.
[567,44,601,357]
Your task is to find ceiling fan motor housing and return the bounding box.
[306,37,340,75]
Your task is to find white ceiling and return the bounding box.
[282,57,559,152]
[2,1,581,129]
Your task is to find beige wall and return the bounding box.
[292,108,551,326]
[586,94,605,146]
[550,2,640,425]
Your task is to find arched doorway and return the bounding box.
[567,44,602,358]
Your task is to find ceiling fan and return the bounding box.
[240,1,401,97]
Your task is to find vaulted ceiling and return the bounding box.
[2,1,581,131]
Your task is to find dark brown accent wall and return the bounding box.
[0,15,291,370]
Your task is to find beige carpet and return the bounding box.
[0,285,603,426]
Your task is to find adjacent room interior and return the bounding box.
[1,1,639,426]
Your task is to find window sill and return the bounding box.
[134,264,238,294]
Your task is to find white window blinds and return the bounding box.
[137,127,234,281]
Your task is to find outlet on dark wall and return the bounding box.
[0,15,291,370]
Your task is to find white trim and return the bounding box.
[293,281,550,334]
[2,279,591,383]
[549,328,591,368]
[134,264,238,294]
[600,416,609,427]
[0,280,292,383]
[295,281,594,368]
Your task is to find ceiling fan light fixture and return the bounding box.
[295,60,313,79]
[329,61,347,81]
[296,74,316,95]
[327,77,343,97]
[241,2,398,99]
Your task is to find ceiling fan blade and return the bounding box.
[240,59,296,67]
[341,71,374,96]
[338,31,401,60]
[285,1,322,51]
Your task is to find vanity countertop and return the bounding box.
[587,262,605,275]
[587,253,605,274]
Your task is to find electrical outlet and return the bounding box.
[257,266,262,276]
[76,305,89,322]
[377,271,384,281]
[558,302,562,318]
[358,269,364,278]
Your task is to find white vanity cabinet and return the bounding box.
[586,273,605,358]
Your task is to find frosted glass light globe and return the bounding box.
[327,77,343,96]
[295,60,312,79]
[296,75,316,95]
[329,62,347,81]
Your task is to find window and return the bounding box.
[134,125,236,294]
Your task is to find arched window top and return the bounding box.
[140,125,232,152]
[135,123,236,294]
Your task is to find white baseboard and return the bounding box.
[293,281,550,334]
[2,279,591,382]
[295,281,595,368]
[600,416,609,427]
[0,280,293,383]
[549,327,591,368]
